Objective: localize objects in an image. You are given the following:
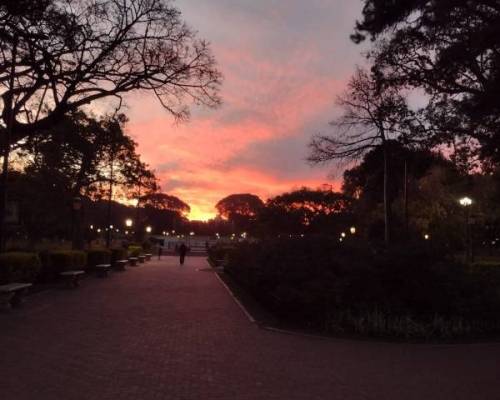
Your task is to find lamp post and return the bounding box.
[72,196,83,249]
[350,226,356,235]
[459,197,473,263]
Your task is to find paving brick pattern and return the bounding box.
[1,256,499,400]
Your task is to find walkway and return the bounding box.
[1,256,499,400]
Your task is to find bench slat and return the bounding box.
[0,283,32,292]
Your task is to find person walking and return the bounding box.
[158,244,163,260]
[179,242,189,265]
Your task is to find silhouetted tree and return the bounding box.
[309,68,410,244]
[0,0,222,248]
[261,187,354,236]
[215,193,264,232]
[352,0,500,163]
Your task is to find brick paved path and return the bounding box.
[1,256,499,400]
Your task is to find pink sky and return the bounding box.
[124,1,366,220]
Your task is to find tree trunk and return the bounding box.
[383,142,390,245]
[404,157,409,236]
[0,36,18,251]
[105,157,114,248]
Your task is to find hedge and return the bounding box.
[128,245,143,257]
[224,237,500,339]
[87,249,111,267]
[0,252,42,284]
[39,250,87,282]
[111,248,128,264]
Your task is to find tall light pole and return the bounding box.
[459,197,473,263]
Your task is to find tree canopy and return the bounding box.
[139,192,190,216]
[353,0,500,162]
[215,193,264,220]
[0,0,222,144]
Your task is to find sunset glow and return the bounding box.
[124,1,365,219]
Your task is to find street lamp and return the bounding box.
[424,234,430,240]
[72,196,83,249]
[350,226,356,235]
[459,197,472,207]
[146,226,152,233]
[125,218,133,228]
[459,197,473,263]
[341,232,346,238]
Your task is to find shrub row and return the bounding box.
[0,247,133,284]
[224,236,500,339]
[0,252,42,285]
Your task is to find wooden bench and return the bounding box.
[129,257,138,266]
[138,255,145,264]
[114,259,128,271]
[60,270,85,288]
[0,283,32,310]
[95,264,111,277]
[145,253,152,261]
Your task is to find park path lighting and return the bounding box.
[72,196,83,249]
[350,226,356,235]
[424,234,430,240]
[341,232,346,238]
[146,226,152,233]
[125,218,133,228]
[459,196,473,263]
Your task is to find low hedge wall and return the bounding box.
[0,252,42,284]
[111,248,128,264]
[87,249,111,267]
[39,250,87,282]
[128,245,143,257]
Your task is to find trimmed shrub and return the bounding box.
[128,245,143,257]
[207,243,235,265]
[39,250,87,282]
[87,249,112,267]
[224,236,500,339]
[0,252,42,284]
[111,248,128,264]
[142,241,153,252]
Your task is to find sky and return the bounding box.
[125,0,367,221]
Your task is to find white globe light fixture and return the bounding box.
[459,197,473,207]
[125,218,133,228]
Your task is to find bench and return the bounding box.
[129,257,138,266]
[0,283,32,310]
[95,264,111,277]
[114,259,128,271]
[138,255,145,264]
[145,253,152,261]
[60,270,85,288]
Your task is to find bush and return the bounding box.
[224,237,500,339]
[87,249,111,267]
[207,243,235,265]
[39,250,87,282]
[110,248,128,264]
[128,245,143,257]
[142,241,153,252]
[0,252,42,284]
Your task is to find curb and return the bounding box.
[213,271,256,324]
